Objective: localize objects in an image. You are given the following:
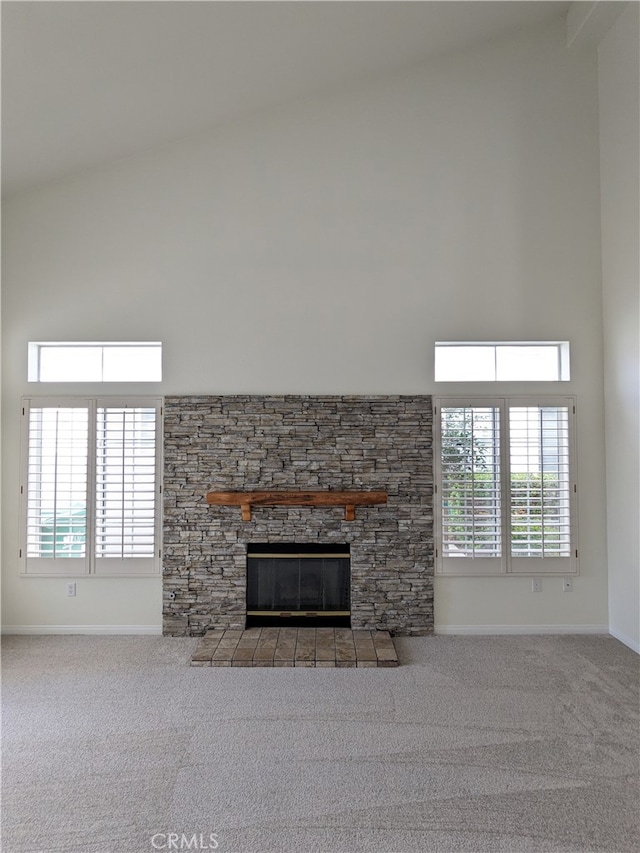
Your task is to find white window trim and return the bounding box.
[434,396,578,577]
[19,396,163,577]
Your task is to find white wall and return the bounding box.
[598,3,640,652]
[1,20,608,633]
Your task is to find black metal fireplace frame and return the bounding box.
[246,542,351,628]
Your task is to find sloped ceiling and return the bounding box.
[1,1,570,196]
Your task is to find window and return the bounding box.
[434,342,570,382]
[434,397,577,575]
[20,397,162,576]
[28,342,162,382]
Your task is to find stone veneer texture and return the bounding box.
[163,396,433,636]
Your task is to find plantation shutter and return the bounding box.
[21,397,161,576]
[95,402,159,575]
[435,397,577,576]
[438,403,505,574]
[23,402,90,575]
[508,401,575,573]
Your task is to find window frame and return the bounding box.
[19,396,163,577]
[434,396,578,577]
[28,342,163,383]
[434,342,570,382]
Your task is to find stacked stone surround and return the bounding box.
[163,395,433,636]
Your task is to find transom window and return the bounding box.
[20,397,162,576]
[28,342,162,382]
[434,397,577,575]
[434,342,570,382]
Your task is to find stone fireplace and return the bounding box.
[163,395,433,636]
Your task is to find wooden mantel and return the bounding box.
[206,490,388,522]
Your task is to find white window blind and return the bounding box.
[440,406,503,573]
[95,406,158,570]
[25,405,90,574]
[509,406,572,567]
[435,397,577,576]
[21,398,161,576]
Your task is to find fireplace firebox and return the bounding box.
[246,543,350,627]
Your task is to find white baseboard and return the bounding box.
[434,624,609,636]
[608,626,640,653]
[1,625,163,635]
[3,623,624,643]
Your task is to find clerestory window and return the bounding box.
[434,342,570,382]
[28,342,162,382]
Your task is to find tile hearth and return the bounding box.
[190,627,398,667]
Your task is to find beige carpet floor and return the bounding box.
[2,634,638,853]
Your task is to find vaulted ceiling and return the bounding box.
[1,1,570,196]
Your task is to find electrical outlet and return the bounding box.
[531,577,542,593]
[562,577,573,592]
[66,582,76,597]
